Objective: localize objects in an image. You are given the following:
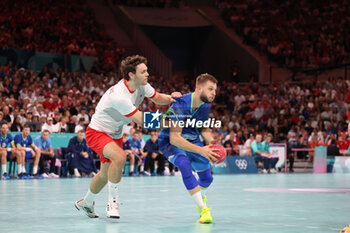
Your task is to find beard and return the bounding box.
[200,94,213,103]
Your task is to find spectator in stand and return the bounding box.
[56,116,69,133]
[41,117,58,133]
[10,116,23,132]
[74,118,85,133]
[2,106,11,123]
[67,129,97,177]
[223,130,239,156]
[77,107,90,125]
[14,125,43,179]
[287,132,298,172]
[34,130,59,178]
[144,131,165,176]
[251,133,277,173]
[240,132,254,156]
[327,139,340,156]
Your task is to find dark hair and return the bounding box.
[120,55,147,81]
[78,129,85,134]
[23,124,31,129]
[196,73,218,86]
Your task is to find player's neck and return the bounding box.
[125,80,138,92]
[192,92,204,110]
[1,132,6,138]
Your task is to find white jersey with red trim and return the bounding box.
[89,79,156,138]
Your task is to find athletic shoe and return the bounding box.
[48,173,59,178]
[33,173,44,179]
[17,173,23,179]
[122,173,128,177]
[129,172,136,177]
[157,172,165,176]
[199,208,212,224]
[42,173,49,179]
[139,171,149,176]
[23,173,33,179]
[270,168,277,174]
[262,169,268,174]
[75,199,99,218]
[151,172,157,176]
[196,195,208,214]
[2,173,10,180]
[106,201,120,218]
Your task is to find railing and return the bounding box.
[269,63,350,83]
[108,2,173,79]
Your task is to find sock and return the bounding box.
[108,181,119,203]
[200,187,207,197]
[23,166,26,173]
[140,165,144,172]
[74,168,80,176]
[84,189,97,206]
[129,165,134,173]
[2,164,7,174]
[18,164,23,174]
[191,191,206,210]
[33,165,38,174]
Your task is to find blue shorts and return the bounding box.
[6,151,13,161]
[158,138,210,171]
[25,151,33,160]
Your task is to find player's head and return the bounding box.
[132,130,139,141]
[22,124,31,137]
[122,133,129,142]
[120,55,149,85]
[195,73,218,103]
[77,129,85,141]
[150,131,157,142]
[265,133,272,143]
[255,133,262,142]
[42,129,50,141]
[0,123,9,135]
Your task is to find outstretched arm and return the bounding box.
[151,92,182,105]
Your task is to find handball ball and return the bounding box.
[340,226,350,233]
[209,144,227,164]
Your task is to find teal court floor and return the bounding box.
[0,174,349,233]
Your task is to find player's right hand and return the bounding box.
[199,146,220,163]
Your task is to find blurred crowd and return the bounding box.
[0,0,126,71]
[217,0,350,69]
[114,0,185,8]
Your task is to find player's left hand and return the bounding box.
[171,92,182,98]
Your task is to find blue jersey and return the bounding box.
[129,138,141,150]
[14,133,34,148]
[123,140,131,150]
[159,93,210,142]
[0,133,14,148]
[34,136,52,152]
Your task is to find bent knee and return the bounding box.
[108,151,126,165]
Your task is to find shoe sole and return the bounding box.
[75,201,99,218]
[106,215,120,219]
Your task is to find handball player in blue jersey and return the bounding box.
[158,73,220,224]
[0,123,18,179]
[14,125,42,179]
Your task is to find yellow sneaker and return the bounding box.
[196,195,208,214]
[199,208,212,224]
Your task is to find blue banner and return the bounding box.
[212,156,258,174]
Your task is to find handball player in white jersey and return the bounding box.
[75,55,181,219]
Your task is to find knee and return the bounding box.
[198,169,213,188]
[174,155,191,170]
[109,151,126,165]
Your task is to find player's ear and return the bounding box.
[128,72,135,80]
